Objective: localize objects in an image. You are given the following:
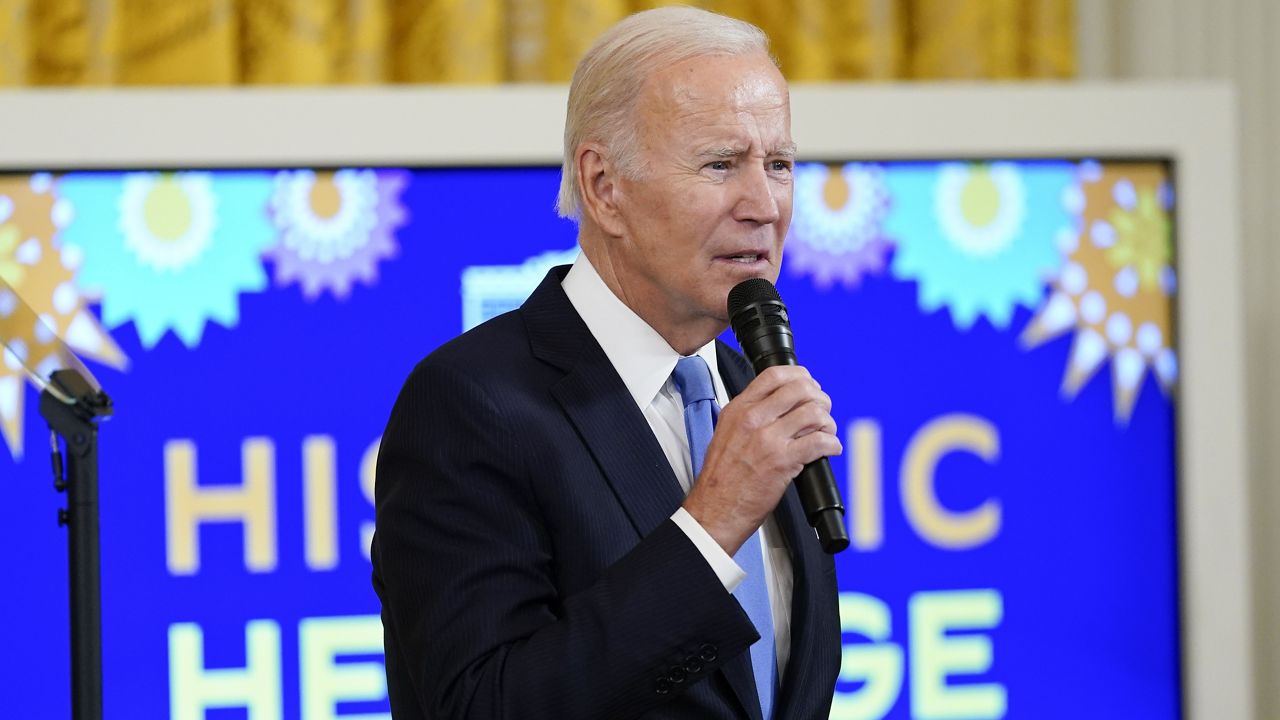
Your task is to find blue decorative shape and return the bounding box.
[58,171,276,348]
[884,161,1076,331]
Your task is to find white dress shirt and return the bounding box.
[561,252,794,677]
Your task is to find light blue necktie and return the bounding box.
[672,355,776,720]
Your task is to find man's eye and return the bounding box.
[770,160,792,172]
[706,161,730,171]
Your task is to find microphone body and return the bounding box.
[728,278,850,554]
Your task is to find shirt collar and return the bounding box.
[562,252,728,410]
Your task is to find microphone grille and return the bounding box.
[727,278,781,317]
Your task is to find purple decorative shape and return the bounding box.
[786,233,893,291]
[785,163,895,291]
[265,169,410,301]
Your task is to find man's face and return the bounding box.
[606,51,793,336]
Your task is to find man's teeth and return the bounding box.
[729,255,758,262]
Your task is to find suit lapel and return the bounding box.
[522,276,813,720]
[552,361,688,539]
[522,267,686,540]
[716,342,822,720]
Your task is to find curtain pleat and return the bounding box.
[240,0,334,84]
[909,0,1073,79]
[838,0,906,80]
[0,0,29,84]
[336,0,387,83]
[27,0,112,84]
[1024,0,1076,78]
[390,0,503,83]
[111,0,238,85]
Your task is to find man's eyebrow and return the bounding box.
[695,143,798,158]
[697,146,745,158]
[773,143,798,159]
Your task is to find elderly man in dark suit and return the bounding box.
[372,6,844,719]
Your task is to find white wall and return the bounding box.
[1079,1,1279,717]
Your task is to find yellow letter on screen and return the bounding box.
[908,589,1007,720]
[299,615,388,720]
[304,435,339,571]
[169,620,283,720]
[901,414,1001,549]
[847,420,884,551]
[165,438,278,574]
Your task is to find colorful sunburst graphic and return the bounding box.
[0,174,126,458]
[265,169,409,301]
[57,171,275,349]
[786,163,893,290]
[1022,162,1176,423]
[885,161,1076,330]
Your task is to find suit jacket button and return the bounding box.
[668,666,687,684]
[655,677,672,695]
[683,656,703,674]
[699,643,717,662]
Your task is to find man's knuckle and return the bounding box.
[738,406,759,429]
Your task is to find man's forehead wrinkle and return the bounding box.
[731,74,786,108]
[644,77,721,136]
[633,51,794,166]
[656,62,785,109]
[669,78,700,104]
[681,114,794,159]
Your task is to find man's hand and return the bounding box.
[682,365,843,555]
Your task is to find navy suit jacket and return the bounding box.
[372,266,840,719]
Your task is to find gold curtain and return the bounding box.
[0,0,1074,85]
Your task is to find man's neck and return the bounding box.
[580,242,724,356]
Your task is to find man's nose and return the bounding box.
[733,164,782,225]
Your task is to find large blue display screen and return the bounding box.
[0,161,1180,718]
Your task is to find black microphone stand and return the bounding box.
[39,368,111,720]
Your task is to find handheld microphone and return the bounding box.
[728,278,849,554]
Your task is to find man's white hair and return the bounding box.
[555,6,772,220]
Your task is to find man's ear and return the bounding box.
[577,143,627,237]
